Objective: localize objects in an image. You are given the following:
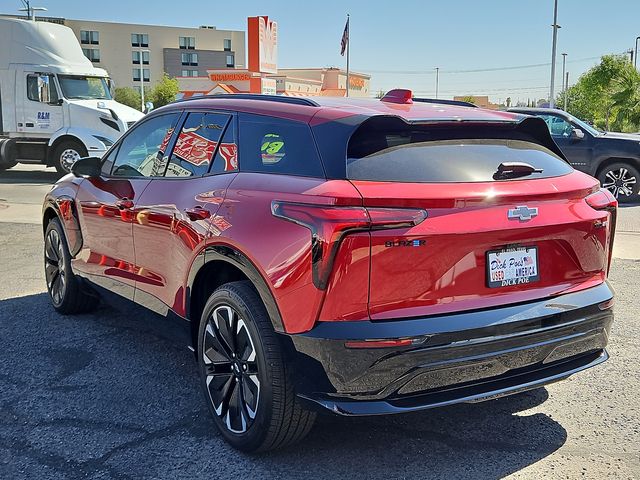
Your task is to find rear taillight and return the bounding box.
[586,188,617,274]
[271,201,427,289]
[586,188,617,211]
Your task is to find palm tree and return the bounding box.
[611,69,640,131]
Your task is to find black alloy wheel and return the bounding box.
[44,218,97,314]
[197,281,316,452]
[202,304,261,434]
[44,225,67,307]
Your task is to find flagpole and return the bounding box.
[346,14,350,98]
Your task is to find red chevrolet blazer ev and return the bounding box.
[42,91,617,452]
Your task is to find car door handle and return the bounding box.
[185,206,211,221]
[116,198,134,210]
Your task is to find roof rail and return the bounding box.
[413,98,478,108]
[174,93,320,107]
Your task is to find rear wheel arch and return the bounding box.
[42,198,83,255]
[187,245,285,351]
[42,205,59,233]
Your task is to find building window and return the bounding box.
[82,48,101,63]
[80,30,99,45]
[132,50,150,65]
[131,33,149,47]
[223,39,231,51]
[179,36,195,49]
[132,68,150,82]
[181,69,199,77]
[181,52,198,66]
[226,54,234,67]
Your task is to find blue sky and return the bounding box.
[6,0,640,102]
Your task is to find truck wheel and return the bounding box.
[52,140,87,174]
[197,281,316,452]
[0,159,17,171]
[598,162,640,203]
[0,139,18,171]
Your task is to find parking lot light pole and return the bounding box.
[564,72,569,111]
[435,67,439,99]
[549,0,560,109]
[635,36,640,70]
[561,53,567,110]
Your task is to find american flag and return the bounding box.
[340,17,349,56]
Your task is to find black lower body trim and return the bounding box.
[287,283,614,415]
[299,349,607,416]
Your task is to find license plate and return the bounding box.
[486,246,539,288]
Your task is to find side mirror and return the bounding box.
[570,128,584,140]
[71,156,102,178]
[144,102,154,113]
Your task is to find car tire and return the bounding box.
[598,162,640,203]
[44,217,98,314]
[197,281,316,452]
[52,140,87,174]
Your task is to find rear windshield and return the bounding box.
[347,136,573,183]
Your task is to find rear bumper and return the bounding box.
[286,282,614,416]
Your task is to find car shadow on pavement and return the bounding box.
[0,168,61,185]
[0,293,567,480]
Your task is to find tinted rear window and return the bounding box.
[347,138,572,183]
[238,113,325,177]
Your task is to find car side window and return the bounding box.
[238,113,325,177]
[100,146,120,176]
[111,113,180,177]
[539,114,573,137]
[209,116,238,174]
[165,112,231,178]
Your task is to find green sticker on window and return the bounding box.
[261,133,285,164]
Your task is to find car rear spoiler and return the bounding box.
[413,98,478,108]
[312,113,569,180]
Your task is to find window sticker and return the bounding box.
[261,133,285,164]
[174,127,218,166]
[218,142,238,171]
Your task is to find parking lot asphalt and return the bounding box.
[1,165,639,479]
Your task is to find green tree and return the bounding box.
[147,74,179,108]
[114,87,141,110]
[611,68,640,130]
[558,54,640,132]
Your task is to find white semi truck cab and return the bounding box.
[0,18,144,173]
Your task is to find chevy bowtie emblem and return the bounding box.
[508,206,538,221]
